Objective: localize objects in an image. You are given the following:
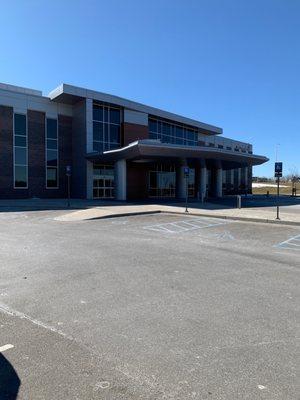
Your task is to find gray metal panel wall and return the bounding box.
[71,100,87,198]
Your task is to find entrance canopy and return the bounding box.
[86,139,268,170]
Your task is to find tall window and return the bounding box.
[14,114,28,188]
[93,103,121,152]
[46,118,58,188]
[149,118,198,146]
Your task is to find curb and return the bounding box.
[83,209,300,226]
[162,210,300,227]
[84,210,162,221]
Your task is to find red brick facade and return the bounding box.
[0,106,72,199]
[122,122,148,146]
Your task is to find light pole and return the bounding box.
[274,162,282,220]
[275,143,280,162]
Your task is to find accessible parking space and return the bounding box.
[276,233,300,251]
[143,216,230,234]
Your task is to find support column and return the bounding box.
[86,98,93,153]
[248,167,253,194]
[115,159,127,201]
[216,168,223,197]
[199,164,207,199]
[244,167,248,193]
[86,160,94,199]
[176,159,187,200]
[231,169,234,189]
[237,168,241,193]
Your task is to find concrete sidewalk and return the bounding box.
[0,197,299,225]
[55,201,300,226]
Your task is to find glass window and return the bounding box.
[93,105,103,121]
[14,114,26,136]
[110,125,120,144]
[149,119,157,133]
[104,107,109,123]
[149,132,158,140]
[104,124,109,143]
[162,123,171,135]
[148,117,198,147]
[46,118,58,188]
[14,114,28,188]
[15,147,27,165]
[186,129,194,141]
[15,135,27,147]
[15,166,27,188]
[93,121,103,142]
[47,150,58,166]
[46,119,57,139]
[93,103,121,152]
[176,126,184,138]
[110,108,120,124]
[47,139,58,150]
[46,167,58,188]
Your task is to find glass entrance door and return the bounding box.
[188,168,195,197]
[149,164,176,198]
[93,164,114,199]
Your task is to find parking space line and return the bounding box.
[0,344,14,352]
[276,234,300,250]
[143,217,229,234]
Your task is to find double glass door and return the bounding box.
[93,164,114,199]
[148,164,196,199]
[149,164,176,198]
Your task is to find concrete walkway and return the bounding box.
[0,197,299,225]
[55,201,300,226]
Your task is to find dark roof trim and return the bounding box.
[49,84,222,134]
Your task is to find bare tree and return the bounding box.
[283,166,299,182]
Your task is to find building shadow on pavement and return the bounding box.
[0,354,20,399]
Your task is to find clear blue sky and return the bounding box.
[1,0,299,177]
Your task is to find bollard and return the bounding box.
[237,195,241,209]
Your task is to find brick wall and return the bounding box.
[0,106,73,199]
[127,162,148,200]
[122,122,148,146]
[0,105,13,198]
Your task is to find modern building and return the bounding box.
[0,82,268,200]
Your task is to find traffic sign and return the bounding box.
[274,162,282,177]
[66,165,72,176]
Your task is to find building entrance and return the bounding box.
[149,164,176,198]
[93,164,114,199]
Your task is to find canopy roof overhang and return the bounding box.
[86,140,268,170]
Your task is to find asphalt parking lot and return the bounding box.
[0,211,299,399]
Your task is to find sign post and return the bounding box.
[66,165,72,208]
[184,166,189,213]
[274,162,282,220]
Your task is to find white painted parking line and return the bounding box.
[0,344,14,352]
[143,217,229,234]
[276,234,300,250]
